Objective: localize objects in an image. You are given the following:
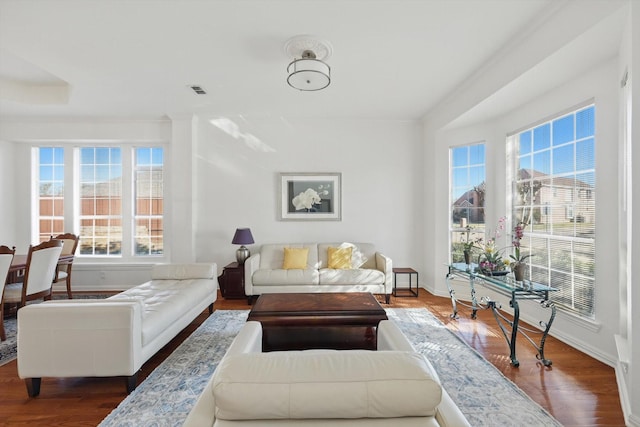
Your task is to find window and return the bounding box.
[36,145,165,259]
[450,143,485,263]
[79,147,122,255]
[134,148,164,255]
[37,147,65,241]
[510,105,595,318]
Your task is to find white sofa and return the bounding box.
[17,263,217,397]
[184,320,470,427]
[245,243,393,303]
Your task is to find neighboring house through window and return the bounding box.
[450,143,486,263]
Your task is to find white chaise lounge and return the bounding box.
[17,263,217,396]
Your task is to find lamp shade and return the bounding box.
[232,228,254,245]
[287,57,331,91]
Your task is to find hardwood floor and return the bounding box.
[0,290,625,426]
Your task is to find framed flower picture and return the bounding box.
[279,173,342,221]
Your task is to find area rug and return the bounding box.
[100,310,248,426]
[0,317,18,366]
[0,294,110,366]
[100,308,561,427]
[386,308,561,426]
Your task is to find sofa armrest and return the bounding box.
[436,389,472,427]
[183,321,263,427]
[17,300,143,379]
[224,321,263,356]
[377,320,415,352]
[244,253,261,295]
[375,252,393,291]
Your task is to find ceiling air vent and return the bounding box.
[189,85,207,95]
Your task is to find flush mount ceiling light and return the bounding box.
[284,35,332,91]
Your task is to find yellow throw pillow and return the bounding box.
[282,247,309,269]
[327,246,353,269]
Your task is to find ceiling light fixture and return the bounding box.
[284,35,332,92]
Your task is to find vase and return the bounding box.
[463,250,471,265]
[513,262,526,281]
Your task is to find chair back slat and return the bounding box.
[23,241,63,298]
[0,245,16,302]
[51,233,79,256]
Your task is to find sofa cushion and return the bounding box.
[259,244,318,270]
[251,269,319,286]
[109,278,216,346]
[318,243,376,269]
[319,268,385,285]
[212,350,442,420]
[282,247,309,269]
[327,246,353,269]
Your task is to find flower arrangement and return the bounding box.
[471,216,507,273]
[509,221,532,264]
[464,217,533,278]
[509,221,532,281]
[291,185,329,211]
[461,226,482,252]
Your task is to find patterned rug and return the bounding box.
[0,317,18,366]
[100,308,561,427]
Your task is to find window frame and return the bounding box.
[449,142,486,264]
[33,143,168,264]
[507,103,596,319]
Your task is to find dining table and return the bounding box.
[8,253,74,283]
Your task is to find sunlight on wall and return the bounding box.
[209,117,276,153]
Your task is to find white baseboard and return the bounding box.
[614,363,635,426]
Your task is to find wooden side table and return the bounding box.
[392,267,419,297]
[218,262,246,299]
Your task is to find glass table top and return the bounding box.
[449,263,558,293]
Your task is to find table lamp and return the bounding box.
[232,228,254,264]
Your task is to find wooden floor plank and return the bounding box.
[0,290,625,426]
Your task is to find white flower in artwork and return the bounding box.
[292,188,322,211]
[317,184,330,197]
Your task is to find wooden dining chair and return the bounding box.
[0,245,16,341]
[2,240,63,315]
[51,233,80,299]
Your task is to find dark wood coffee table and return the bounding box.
[247,292,388,351]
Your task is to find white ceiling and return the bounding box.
[0,0,627,123]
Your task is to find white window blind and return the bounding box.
[511,105,596,318]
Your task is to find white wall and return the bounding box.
[618,3,640,425]
[0,119,172,289]
[193,115,424,279]
[0,116,424,289]
[0,140,16,246]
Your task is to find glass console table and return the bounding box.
[446,263,557,367]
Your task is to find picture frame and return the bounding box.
[280,173,342,221]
